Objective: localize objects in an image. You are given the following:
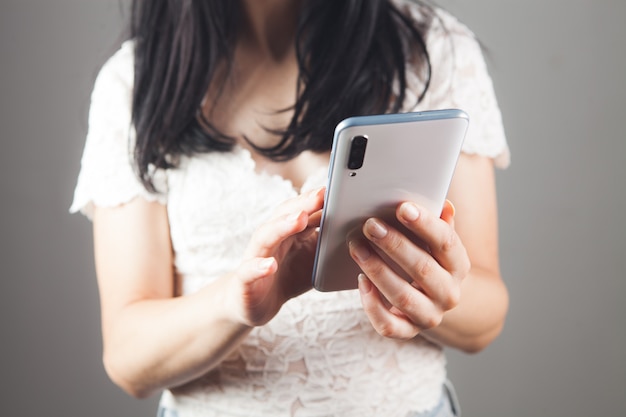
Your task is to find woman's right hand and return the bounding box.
[93,187,324,396]
[227,186,325,327]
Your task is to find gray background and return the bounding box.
[1,0,624,416]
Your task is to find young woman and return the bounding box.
[71,1,510,416]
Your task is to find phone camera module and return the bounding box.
[347,135,368,170]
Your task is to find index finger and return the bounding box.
[396,202,469,277]
[271,187,325,220]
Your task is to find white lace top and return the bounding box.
[70,3,508,417]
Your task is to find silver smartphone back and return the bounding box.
[312,109,469,292]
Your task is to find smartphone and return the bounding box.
[312,109,469,292]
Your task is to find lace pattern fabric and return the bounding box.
[70,3,508,416]
[164,290,446,417]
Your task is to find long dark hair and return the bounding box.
[130,0,433,191]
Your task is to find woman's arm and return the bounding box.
[93,188,324,398]
[350,154,509,352]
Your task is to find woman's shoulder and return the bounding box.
[394,0,485,72]
[94,40,135,92]
[106,39,135,70]
[87,40,136,131]
[392,0,476,42]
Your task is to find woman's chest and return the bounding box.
[202,54,328,188]
[164,148,328,284]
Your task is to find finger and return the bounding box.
[358,274,433,339]
[440,199,456,227]
[396,202,470,277]
[349,239,445,329]
[361,218,460,310]
[245,210,308,258]
[271,187,325,220]
[237,257,277,284]
[308,209,323,229]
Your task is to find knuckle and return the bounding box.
[366,261,386,279]
[453,250,471,279]
[376,321,398,339]
[412,256,435,278]
[441,287,461,311]
[440,230,458,253]
[395,290,416,313]
[420,312,443,330]
[381,232,405,255]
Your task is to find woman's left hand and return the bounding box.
[348,200,471,339]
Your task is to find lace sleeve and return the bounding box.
[69,41,167,220]
[413,9,510,168]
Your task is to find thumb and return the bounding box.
[230,257,278,326]
[440,199,456,227]
[238,257,277,286]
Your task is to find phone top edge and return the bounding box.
[334,109,469,135]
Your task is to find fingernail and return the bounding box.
[310,186,325,200]
[358,273,372,294]
[365,218,388,239]
[349,240,371,262]
[446,199,456,217]
[286,212,300,223]
[400,203,420,222]
[258,258,275,272]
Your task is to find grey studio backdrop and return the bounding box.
[1,1,624,416]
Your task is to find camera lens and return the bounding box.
[348,135,368,170]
